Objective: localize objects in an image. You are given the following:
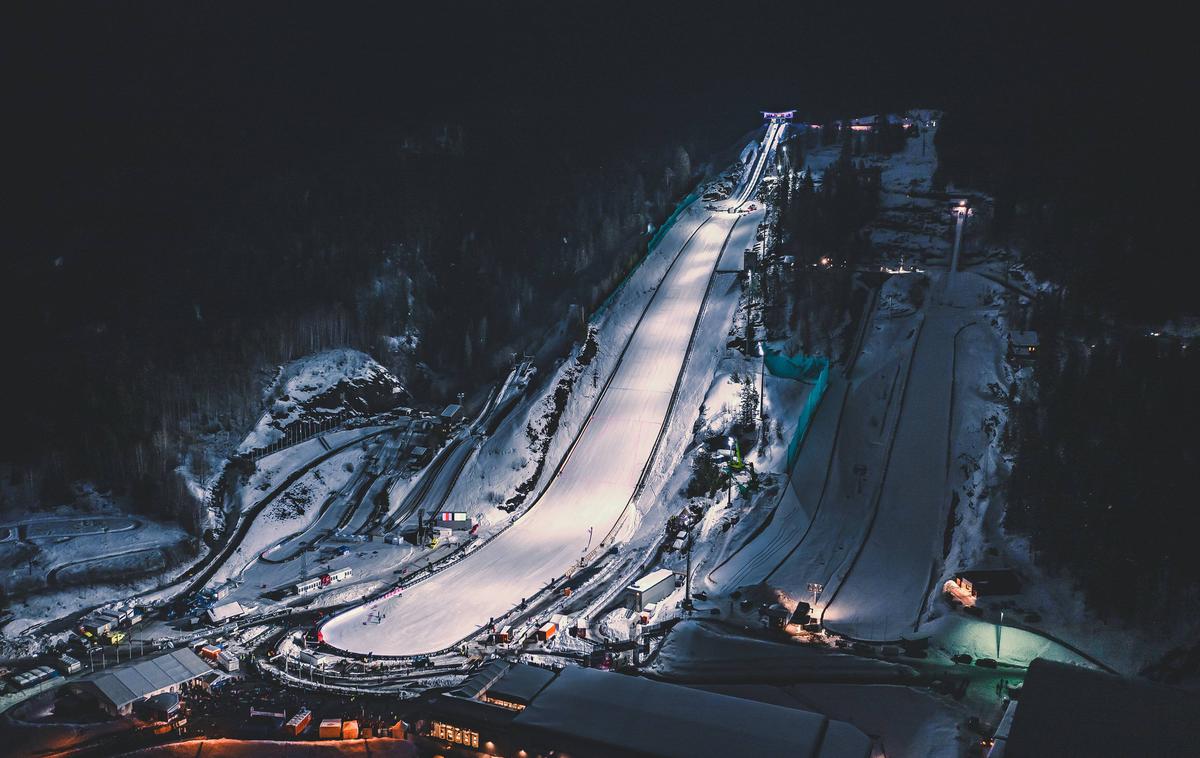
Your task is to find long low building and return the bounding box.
[415,661,874,757]
[72,648,212,716]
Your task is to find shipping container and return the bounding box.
[199,645,222,662]
[80,614,117,636]
[494,626,511,644]
[319,719,343,739]
[10,666,60,689]
[536,622,557,642]
[295,577,323,595]
[54,655,82,675]
[217,651,240,672]
[626,569,678,611]
[284,708,312,736]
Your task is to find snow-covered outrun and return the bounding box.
[319,120,786,655]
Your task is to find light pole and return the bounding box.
[807,582,823,616]
[757,341,766,432]
[997,609,1004,660]
[948,199,973,294]
[683,532,694,612]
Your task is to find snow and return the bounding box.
[209,444,368,585]
[817,277,988,641]
[238,349,404,453]
[320,127,785,656]
[1,494,189,642]
[922,614,1092,669]
[698,122,1025,646]
[236,427,390,515]
[323,215,744,655]
[649,620,906,682]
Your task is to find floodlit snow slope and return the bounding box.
[321,123,784,656]
[322,217,738,655]
[821,277,985,640]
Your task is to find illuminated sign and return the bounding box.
[439,511,468,522]
[762,110,795,120]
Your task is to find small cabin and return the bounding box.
[1008,331,1039,361]
[439,404,463,425]
[953,569,1022,598]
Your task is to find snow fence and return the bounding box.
[764,349,830,469]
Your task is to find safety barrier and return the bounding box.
[764,348,831,469]
[594,186,702,316]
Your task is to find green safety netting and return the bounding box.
[594,187,702,315]
[764,347,831,468]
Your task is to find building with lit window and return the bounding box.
[1007,331,1039,361]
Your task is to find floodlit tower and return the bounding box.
[948,199,973,292]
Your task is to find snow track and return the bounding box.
[320,124,783,656]
[820,298,972,641]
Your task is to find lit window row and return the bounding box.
[482,694,526,711]
[431,721,480,748]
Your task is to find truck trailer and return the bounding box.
[626,569,679,611]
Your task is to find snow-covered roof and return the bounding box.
[512,667,872,758]
[206,601,246,622]
[80,649,210,709]
[1008,331,1039,347]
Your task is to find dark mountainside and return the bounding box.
[930,18,1199,634]
[1,1,1194,624]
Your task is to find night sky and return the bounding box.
[2,3,1193,342]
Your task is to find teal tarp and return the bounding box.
[764,348,830,468]
[595,187,701,316]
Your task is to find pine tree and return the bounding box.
[738,376,759,432]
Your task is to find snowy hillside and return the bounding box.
[239,349,408,453]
